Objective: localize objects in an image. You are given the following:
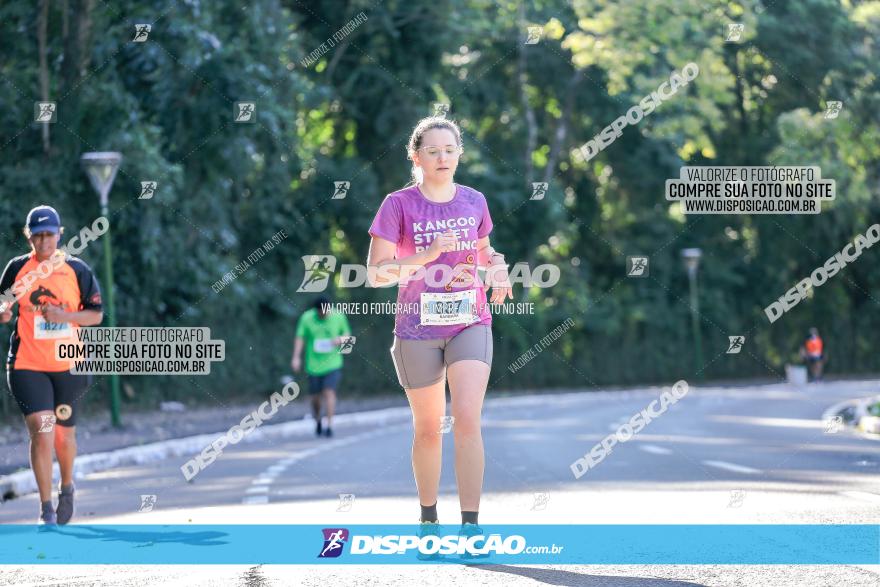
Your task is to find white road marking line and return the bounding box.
[840,490,880,504]
[639,444,673,455]
[242,495,269,505]
[702,460,761,474]
[240,423,411,504]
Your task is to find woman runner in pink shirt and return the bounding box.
[367,116,512,545]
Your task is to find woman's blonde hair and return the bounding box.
[404,116,462,188]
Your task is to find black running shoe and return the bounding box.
[315,419,322,436]
[324,427,333,438]
[38,506,57,530]
[56,483,75,525]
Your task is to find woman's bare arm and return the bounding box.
[367,231,457,287]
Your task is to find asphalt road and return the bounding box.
[1,379,879,586]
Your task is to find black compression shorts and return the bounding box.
[6,369,91,426]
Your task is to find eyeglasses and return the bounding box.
[417,145,462,158]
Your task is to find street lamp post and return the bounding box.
[681,248,703,380]
[81,152,123,428]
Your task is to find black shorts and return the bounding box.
[308,369,342,395]
[6,369,91,427]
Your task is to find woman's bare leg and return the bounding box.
[447,360,490,513]
[404,378,447,511]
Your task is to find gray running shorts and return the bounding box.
[390,325,493,390]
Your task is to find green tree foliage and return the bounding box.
[0,1,877,418]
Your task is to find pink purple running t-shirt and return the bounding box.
[368,183,494,340]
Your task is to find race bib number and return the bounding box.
[34,315,73,340]
[313,338,334,353]
[420,290,478,326]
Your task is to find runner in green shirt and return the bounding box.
[291,296,351,437]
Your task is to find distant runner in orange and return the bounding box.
[800,327,825,382]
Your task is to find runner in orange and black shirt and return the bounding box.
[0,206,103,526]
[800,327,825,383]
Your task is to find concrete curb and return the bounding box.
[860,415,880,434]
[0,406,414,502]
[821,394,880,437]
[0,386,678,502]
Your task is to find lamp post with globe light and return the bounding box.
[81,152,123,427]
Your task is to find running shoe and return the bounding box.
[324,427,333,438]
[38,506,57,528]
[416,521,442,561]
[458,522,491,561]
[315,419,322,436]
[56,483,75,525]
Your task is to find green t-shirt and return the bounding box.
[295,308,351,376]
